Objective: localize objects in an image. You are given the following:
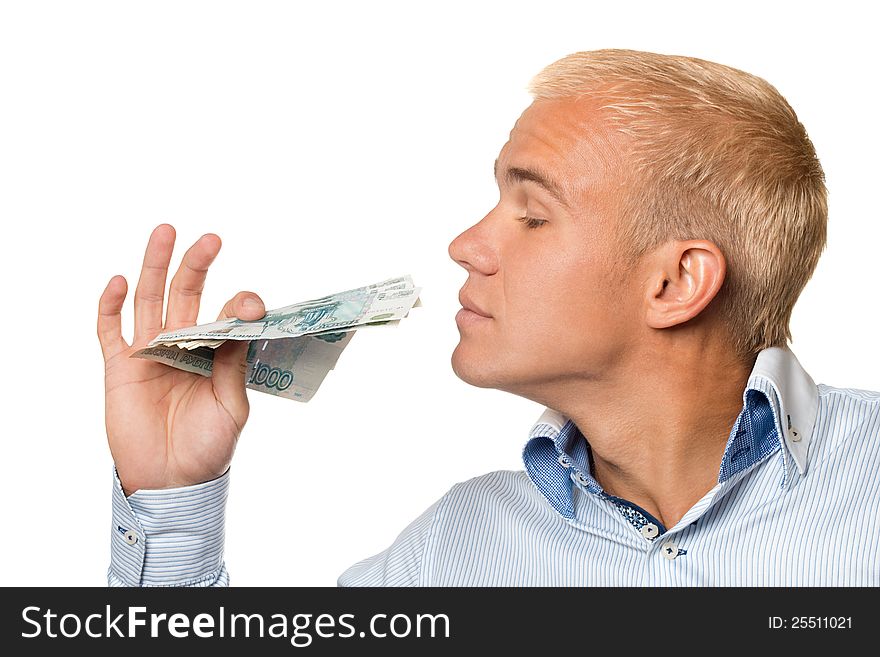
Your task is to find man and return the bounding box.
[97,49,880,586]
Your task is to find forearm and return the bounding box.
[107,466,231,587]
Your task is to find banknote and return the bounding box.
[149,275,420,349]
[134,331,355,402]
[132,276,420,402]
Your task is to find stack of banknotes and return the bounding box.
[132,275,421,402]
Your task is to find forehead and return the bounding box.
[497,98,623,200]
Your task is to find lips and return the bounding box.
[458,290,492,318]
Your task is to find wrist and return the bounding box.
[118,467,231,498]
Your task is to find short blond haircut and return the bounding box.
[529,49,827,361]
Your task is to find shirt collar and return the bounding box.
[746,346,819,475]
[521,345,819,520]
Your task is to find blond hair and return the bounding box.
[529,49,827,360]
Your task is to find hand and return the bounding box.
[97,224,266,495]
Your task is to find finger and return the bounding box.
[133,224,175,341]
[164,233,222,331]
[211,292,266,411]
[212,340,252,421]
[216,291,266,322]
[97,275,131,361]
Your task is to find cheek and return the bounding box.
[502,252,625,345]
[505,243,595,312]
[499,220,627,322]
[499,264,582,346]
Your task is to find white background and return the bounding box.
[0,1,877,586]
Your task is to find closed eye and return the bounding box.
[517,216,548,229]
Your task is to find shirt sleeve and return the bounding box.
[336,496,444,587]
[108,465,230,587]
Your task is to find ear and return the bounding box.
[644,240,726,329]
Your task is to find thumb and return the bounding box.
[216,291,266,323]
[212,292,266,413]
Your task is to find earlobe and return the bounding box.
[645,241,725,330]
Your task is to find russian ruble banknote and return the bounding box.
[132,276,421,402]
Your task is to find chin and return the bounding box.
[451,344,534,392]
[450,345,497,389]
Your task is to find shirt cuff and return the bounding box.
[108,466,230,587]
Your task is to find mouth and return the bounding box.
[457,290,493,319]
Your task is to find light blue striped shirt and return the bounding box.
[108,346,880,586]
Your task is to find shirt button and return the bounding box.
[790,426,802,442]
[570,471,590,487]
[557,453,572,468]
[640,523,659,539]
[123,530,139,546]
[661,542,679,560]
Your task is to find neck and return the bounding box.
[546,343,755,530]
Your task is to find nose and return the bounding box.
[448,212,499,275]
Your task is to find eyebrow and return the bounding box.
[494,158,570,208]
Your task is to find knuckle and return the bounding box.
[172,285,204,298]
[134,290,164,303]
[183,259,210,274]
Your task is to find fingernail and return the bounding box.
[243,298,262,312]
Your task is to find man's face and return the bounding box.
[448,97,642,401]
